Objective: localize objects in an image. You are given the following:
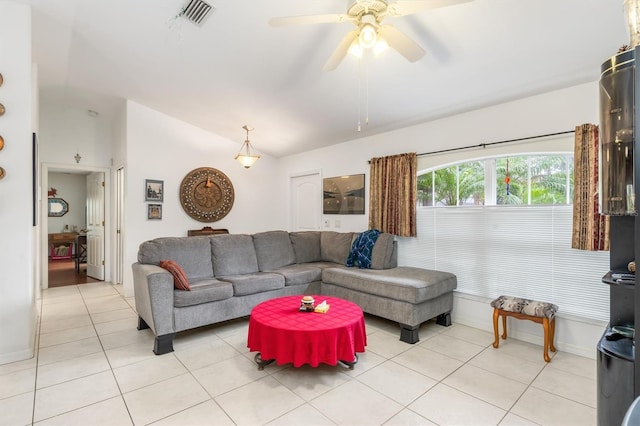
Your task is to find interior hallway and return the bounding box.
[48,259,101,288]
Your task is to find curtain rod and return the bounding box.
[415,130,576,157]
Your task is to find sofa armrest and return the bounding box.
[132,263,175,337]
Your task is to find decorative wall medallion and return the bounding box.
[0,167,5,180]
[179,167,234,222]
[0,103,4,116]
[0,135,4,151]
[0,73,3,87]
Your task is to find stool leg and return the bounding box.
[549,317,557,353]
[492,308,500,348]
[542,318,551,362]
[501,313,507,340]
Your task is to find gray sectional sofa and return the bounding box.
[132,230,457,355]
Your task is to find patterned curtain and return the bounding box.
[572,124,609,251]
[369,152,417,237]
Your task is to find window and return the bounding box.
[408,153,609,322]
[418,161,485,206]
[421,154,574,207]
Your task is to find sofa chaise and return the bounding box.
[132,230,457,354]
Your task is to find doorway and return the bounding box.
[41,164,110,289]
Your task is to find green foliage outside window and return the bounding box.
[419,154,573,207]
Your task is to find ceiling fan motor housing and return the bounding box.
[348,0,388,19]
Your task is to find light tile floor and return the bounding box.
[0,282,597,425]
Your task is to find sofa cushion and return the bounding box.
[268,264,323,286]
[138,237,213,281]
[321,231,354,264]
[217,273,285,296]
[370,233,396,270]
[211,234,259,276]
[289,231,322,263]
[173,279,233,307]
[253,231,296,271]
[159,259,191,291]
[322,266,457,304]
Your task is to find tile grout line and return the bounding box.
[83,284,138,426]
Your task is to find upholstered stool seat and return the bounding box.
[490,295,558,362]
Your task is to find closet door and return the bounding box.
[290,171,321,231]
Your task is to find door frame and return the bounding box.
[40,162,111,289]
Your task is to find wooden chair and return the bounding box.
[75,235,87,272]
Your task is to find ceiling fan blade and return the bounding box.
[269,14,350,27]
[388,0,473,17]
[323,30,358,72]
[379,25,425,62]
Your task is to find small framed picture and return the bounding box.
[147,204,162,220]
[145,179,164,202]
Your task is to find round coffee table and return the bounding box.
[247,295,367,369]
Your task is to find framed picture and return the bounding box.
[323,173,365,214]
[145,179,164,202]
[147,204,162,220]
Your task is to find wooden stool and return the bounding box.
[491,295,558,362]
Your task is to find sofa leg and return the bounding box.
[137,316,150,330]
[399,324,419,344]
[153,333,175,355]
[436,312,452,327]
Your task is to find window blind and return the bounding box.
[397,205,610,321]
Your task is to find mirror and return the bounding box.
[48,198,69,217]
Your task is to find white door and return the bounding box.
[86,172,105,280]
[290,171,322,231]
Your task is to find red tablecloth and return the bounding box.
[247,295,366,367]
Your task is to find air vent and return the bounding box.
[181,0,214,26]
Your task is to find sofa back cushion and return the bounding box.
[289,231,321,263]
[137,237,213,281]
[370,233,397,269]
[321,231,354,264]
[211,234,259,276]
[253,231,296,271]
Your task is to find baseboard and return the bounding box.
[451,292,605,360]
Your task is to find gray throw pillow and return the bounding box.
[370,233,395,269]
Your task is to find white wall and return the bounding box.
[39,106,112,168]
[47,172,87,234]
[0,2,37,364]
[278,82,605,358]
[122,101,287,296]
[279,82,597,232]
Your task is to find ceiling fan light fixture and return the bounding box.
[373,38,389,55]
[348,40,364,58]
[358,22,378,49]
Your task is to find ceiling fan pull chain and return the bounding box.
[357,58,362,132]
[365,58,370,126]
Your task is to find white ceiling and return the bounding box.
[18,0,629,157]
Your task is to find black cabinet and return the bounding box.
[598,216,636,426]
[596,45,638,426]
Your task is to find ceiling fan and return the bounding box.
[269,0,472,71]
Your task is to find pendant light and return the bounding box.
[235,125,260,169]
